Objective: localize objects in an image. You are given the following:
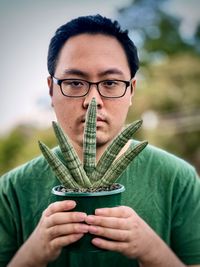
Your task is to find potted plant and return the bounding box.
[38,98,148,252]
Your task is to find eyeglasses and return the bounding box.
[52,77,131,98]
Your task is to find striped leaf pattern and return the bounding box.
[38,141,79,188]
[83,98,97,177]
[91,120,143,181]
[52,121,91,188]
[38,98,148,190]
[92,141,148,187]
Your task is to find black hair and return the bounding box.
[47,14,139,77]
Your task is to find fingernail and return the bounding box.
[95,209,102,215]
[79,213,87,221]
[81,225,89,233]
[89,226,98,233]
[86,215,95,223]
[65,200,76,207]
[92,238,101,245]
[70,201,76,205]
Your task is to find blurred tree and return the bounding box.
[0,125,56,175]
[0,126,28,174]
[119,0,200,173]
[118,0,198,63]
[194,23,200,53]
[126,53,200,173]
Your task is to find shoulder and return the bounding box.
[0,155,46,184]
[128,140,200,198]
[130,140,198,179]
[0,147,60,193]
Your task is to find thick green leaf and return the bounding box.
[83,98,97,177]
[38,141,79,188]
[92,141,148,188]
[91,120,143,181]
[52,121,91,188]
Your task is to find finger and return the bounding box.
[51,233,84,248]
[48,223,89,239]
[88,225,129,242]
[95,206,133,218]
[44,200,76,216]
[85,215,128,230]
[91,237,128,254]
[46,212,87,228]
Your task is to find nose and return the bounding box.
[82,84,104,109]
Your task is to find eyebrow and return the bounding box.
[98,68,124,77]
[62,68,125,78]
[62,69,87,77]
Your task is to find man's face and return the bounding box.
[48,33,135,149]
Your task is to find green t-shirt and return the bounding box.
[0,142,200,266]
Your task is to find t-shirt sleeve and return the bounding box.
[171,166,200,264]
[0,175,19,267]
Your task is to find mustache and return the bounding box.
[80,112,107,123]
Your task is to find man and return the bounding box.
[0,15,200,267]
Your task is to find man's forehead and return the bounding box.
[56,68,127,80]
[62,68,124,76]
[55,34,131,78]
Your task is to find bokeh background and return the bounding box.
[0,0,200,175]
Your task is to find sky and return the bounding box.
[0,0,199,135]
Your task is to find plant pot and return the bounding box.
[51,183,125,253]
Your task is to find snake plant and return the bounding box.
[38,98,148,190]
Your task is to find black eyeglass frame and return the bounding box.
[52,77,132,98]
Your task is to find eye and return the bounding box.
[63,80,85,88]
[102,80,118,88]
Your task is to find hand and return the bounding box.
[31,200,89,263]
[85,205,186,267]
[8,200,89,267]
[85,205,155,259]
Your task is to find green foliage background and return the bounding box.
[127,53,200,174]
[0,0,199,176]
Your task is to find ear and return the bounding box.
[47,76,54,107]
[129,78,136,106]
[47,76,53,97]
